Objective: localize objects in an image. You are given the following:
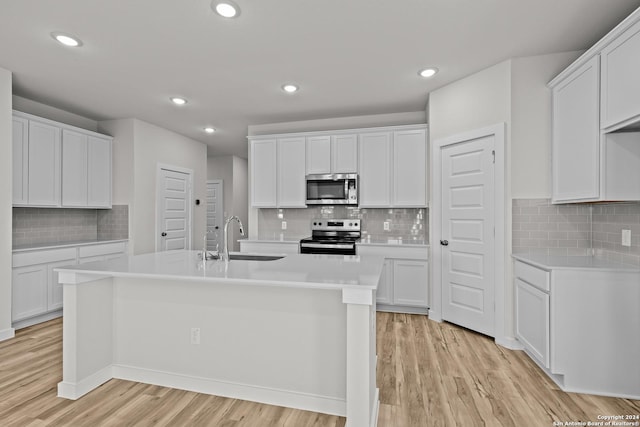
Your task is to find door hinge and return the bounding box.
[491,150,496,164]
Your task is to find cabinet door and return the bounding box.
[601,19,640,129]
[515,278,550,368]
[62,129,88,207]
[331,134,358,173]
[88,136,112,207]
[306,135,331,174]
[47,259,76,311]
[393,260,428,307]
[376,259,393,305]
[393,129,426,207]
[551,56,600,202]
[12,116,29,205]
[12,265,48,321]
[28,120,61,206]
[359,132,391,207]
[277,137,306,207]
[251,139,277,207]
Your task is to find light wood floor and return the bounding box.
[0,314,638,426]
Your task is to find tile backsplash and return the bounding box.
[513,199,640,266]
[13,205,129,247]
[258,206,428,243]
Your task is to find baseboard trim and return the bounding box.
[495,335,523,350]
[0,327,15,342]
[112,364,346,416]
[57,365,113,400]
[12,310,62,331]
[376,305,428,315]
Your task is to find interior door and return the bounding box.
[206,180,223,251]
[441,135,495,337]
[158,168,191,251]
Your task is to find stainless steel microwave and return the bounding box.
[306,173,358,205]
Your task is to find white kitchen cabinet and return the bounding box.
[12,116,29,205]
[600,18,640,130]
[551,56,600,203]
[357,243,429,314]
[12,241,128,329]
[515,278,550,368]
[359,132,392,207]
[393,129,427,207]
[306,134,358,174]
[250,139,277,207]
[87,136,112,207]
[27,119,61,206]
[277,137,306,207]
[62,129,89,207]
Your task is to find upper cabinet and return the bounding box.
[250,138,277,207]
[12,111,113,208]
[277,137,306,208]
[306,134,358,174]
[548,8,640,203]
[359,132,392,207]
[600,18,640,131]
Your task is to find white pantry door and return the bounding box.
[441,135,495,337]
[206,180,223,251]
[158,168,191,251]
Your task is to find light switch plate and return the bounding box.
[383,221,390,231]
[622,229,631,247]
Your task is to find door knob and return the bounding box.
[440,240,449,246]
[161,232,167,237]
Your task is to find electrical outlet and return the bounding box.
[281,221,287,230]
[383,221,390,231]
[622,229,631,247]
[191,327,200,345]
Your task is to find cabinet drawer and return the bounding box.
[514,261,550,292]
[78,242,127,257]
[13,248,77,268]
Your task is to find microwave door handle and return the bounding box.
[344,179,349,198]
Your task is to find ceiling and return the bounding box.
[2,0,639,158]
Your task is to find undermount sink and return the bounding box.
[229,254,285,261]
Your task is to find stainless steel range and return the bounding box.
[299,219,361,255]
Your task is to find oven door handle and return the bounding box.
[300,243,355,250]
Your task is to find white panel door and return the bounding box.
[12,116,29,205]
[250,139,277,207]
[88,136,112,207]
[359,132,391,207]
[206,180,223,251]
[277,137,306,207]
[306,135,331,174]
[331,134,358,173]
[61,129,88,207]
[393,129,427,207]
[158,169,191,251]
[441,135,495,336]
[28,120,61,206]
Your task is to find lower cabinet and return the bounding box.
[515,277,550,368]
[357,244,429,314]
[12,241,128,329]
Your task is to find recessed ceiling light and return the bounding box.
[212,0,240,18]
[282,84,299,93]
[204,127,216,134]
[170,97,187,106]
[51,32,82,47]
[419,68,438,78]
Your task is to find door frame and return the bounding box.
[206,179,224,249]
[430,123,509,346]
[156,164,194,252]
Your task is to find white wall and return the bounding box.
[0,68,14,341]
[510,52,581,198]
[12,95,99,131]
[233,156,248,247]
[133,120,207,255]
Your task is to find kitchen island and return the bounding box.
[55,250,382,427]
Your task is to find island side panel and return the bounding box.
[111,277,348,416]
[58,277,115,399]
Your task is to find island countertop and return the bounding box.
[55,250,384,291]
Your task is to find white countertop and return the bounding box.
[240,238,429,248]
[56,250,384,291]
[13,239,128,253]
[512,253,640,272]
[239,239,301,244]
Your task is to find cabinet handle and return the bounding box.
[440,240,449,246]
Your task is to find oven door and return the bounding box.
[299,241,356,255]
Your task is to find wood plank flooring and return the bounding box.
[0,314,638,426]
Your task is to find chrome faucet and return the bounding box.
[222,216,245,262]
